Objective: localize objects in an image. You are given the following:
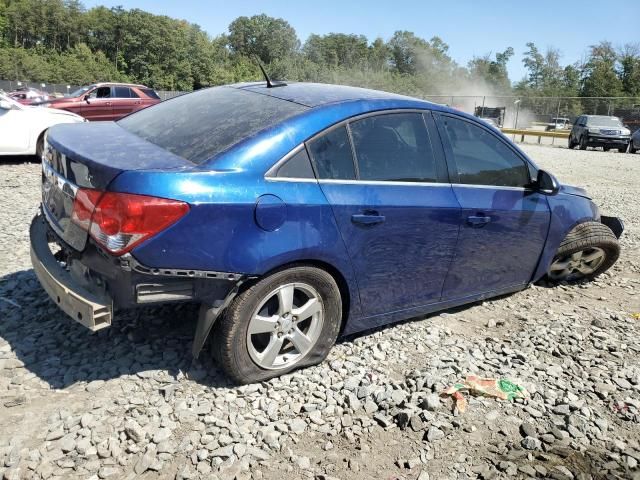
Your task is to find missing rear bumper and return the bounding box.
[30,214,113,331]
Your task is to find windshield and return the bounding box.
[68,85,93,97]
[586,116,623,128]
[118,86,309,164]
[0,93,23,109]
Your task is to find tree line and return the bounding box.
[0,0,639,103]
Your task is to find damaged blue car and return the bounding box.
[30,81,623,383]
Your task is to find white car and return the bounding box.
[0,92,85,157]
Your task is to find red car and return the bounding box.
[8,87,51,105]
[46,83,161,121]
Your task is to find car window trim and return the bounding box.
[304,108,449,184]
[434,111,535,188]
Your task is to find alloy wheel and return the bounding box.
[246,283,324,370]
[548,247,606,281]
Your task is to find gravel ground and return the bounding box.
[1,145,639,480]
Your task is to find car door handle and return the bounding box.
[105,101,112,106]
[467,215,491,227]
[351,212,386,226]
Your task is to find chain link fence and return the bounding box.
[422,95,640,132]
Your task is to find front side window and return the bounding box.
[349,113,438,182]
[439,115,530,187]
[88,87,111,99]
[307,126,356,180]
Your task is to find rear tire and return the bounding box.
[628,142,636,154]
[211,266,342,384]
[568,137,576,149]
[547,222,619,283]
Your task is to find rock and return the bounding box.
[289,418,307,434]
[424,427,445,442]
[209,445,234,459]
[296,456,311,469]
[520,422,536,438]
[521,436,541,450]
[125,420,146,443]
[86,380,105,392]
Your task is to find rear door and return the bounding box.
[308,111,461,318]
[111,86,139,120]
[434,113,551,299]
[81,86,113,121]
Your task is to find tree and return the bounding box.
[580,41,623,97]
[227,14,298,64]
[468,47,514,93]
[618,43,640,96]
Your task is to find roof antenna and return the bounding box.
[256,59,287,88]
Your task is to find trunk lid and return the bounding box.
[42,122,193,251]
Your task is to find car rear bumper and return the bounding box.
[30,214,113,331]
[30,212,245,331]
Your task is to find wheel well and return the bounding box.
[241,260,352,334]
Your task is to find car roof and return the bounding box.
[231,81,435,109]
[94,82,151,89]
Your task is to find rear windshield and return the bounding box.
[118,86,308,164]
[586,116,623,127]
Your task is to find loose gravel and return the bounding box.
[1,145,639,480]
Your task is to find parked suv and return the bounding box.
[569,115,631,152]
[45,83,161,121]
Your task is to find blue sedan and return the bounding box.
[30,82,623,383]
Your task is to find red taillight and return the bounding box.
[71,189,189,256]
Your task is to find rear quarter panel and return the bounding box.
[110,170,364,320]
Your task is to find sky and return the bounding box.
[84,0,640,83]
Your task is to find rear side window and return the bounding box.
[118,87,308,164]
[114,86,138,98]
[275,148,315,179]
[141,88,160,100]
[307,126,356,180]
[349,113,438,182]
[439,115,530,187]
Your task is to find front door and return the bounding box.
[307,112,461,317]
[434,113,551,299]
[81,86,113,121]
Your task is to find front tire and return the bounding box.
[618,145,628,153]
[548,222,619,282]
[211,266,342,384]
[579,135,588,150]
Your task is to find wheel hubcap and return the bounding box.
[246,283,324,370]
[548,247,606,281]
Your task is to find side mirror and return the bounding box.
[0,100,13,110]
[536,169,560,196]
[84,95,90,103]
